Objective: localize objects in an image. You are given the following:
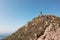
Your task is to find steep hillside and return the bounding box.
[4,14,60,40]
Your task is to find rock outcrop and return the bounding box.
[4,14,60,40]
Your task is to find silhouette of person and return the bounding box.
[40,11,42,15]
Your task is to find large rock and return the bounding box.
[37,23,60,40]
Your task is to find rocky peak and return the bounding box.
[4,14,60,40]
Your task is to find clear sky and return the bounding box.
[0,0,60,33]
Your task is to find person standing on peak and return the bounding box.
[40,11,42,15]
[39,11,42,16]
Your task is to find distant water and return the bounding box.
[0,33,11,40]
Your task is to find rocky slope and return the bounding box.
[4,14,60,40]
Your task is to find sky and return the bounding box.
[0,0,60,33]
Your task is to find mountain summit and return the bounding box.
[4,14,60,40]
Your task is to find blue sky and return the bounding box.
[0,0,60,33]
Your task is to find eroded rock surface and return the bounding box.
[37,23,60,40]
